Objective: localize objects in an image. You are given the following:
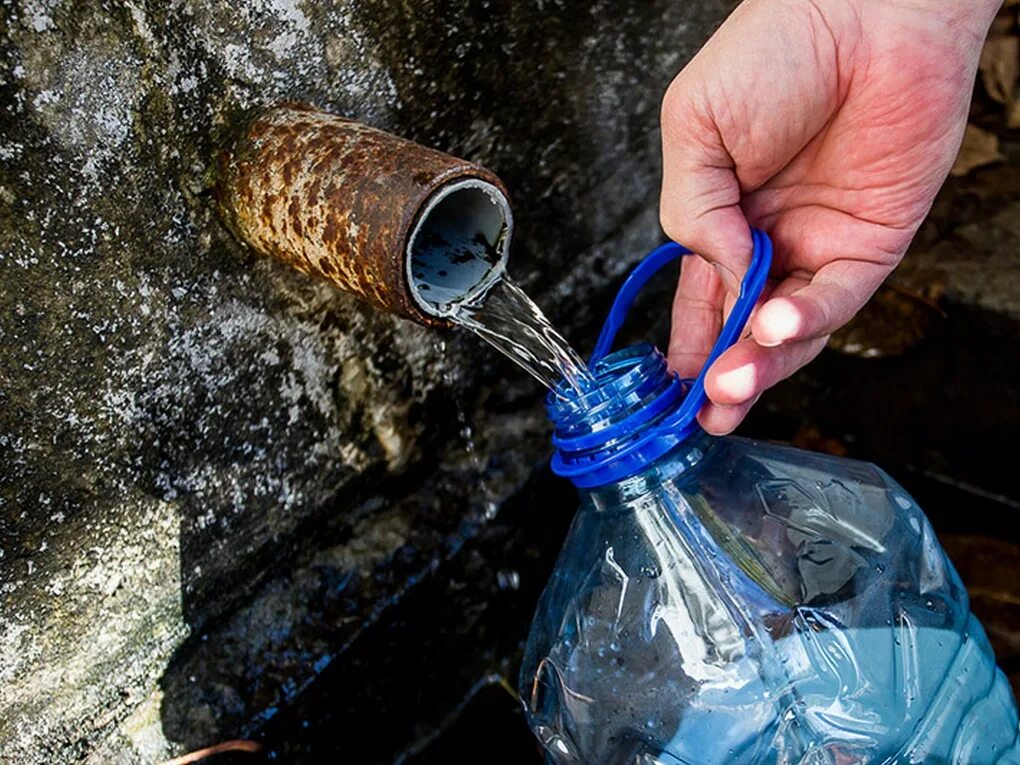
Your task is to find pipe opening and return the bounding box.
[407,179,512,317]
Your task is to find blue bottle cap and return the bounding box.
[549,228,772,487]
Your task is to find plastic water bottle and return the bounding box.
[520,230,1020,764]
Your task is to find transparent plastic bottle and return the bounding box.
[520,233,1020,764]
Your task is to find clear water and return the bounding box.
[533,613,1017,764]
[410,222,594,397]
[450,277,595,397]
[670,621,1019,764]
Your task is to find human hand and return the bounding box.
[660,0,1000,434]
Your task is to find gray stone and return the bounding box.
[0,0,737,762]
[919,201,1020,322]
[910,136,1020,326]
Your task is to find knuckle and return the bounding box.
[660,77,693,141]
[660,81,683,127]
[659,203,693,248]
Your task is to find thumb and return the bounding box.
[659,83,752,294]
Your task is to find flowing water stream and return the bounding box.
[410,218,595,397]
[450,277,595,397]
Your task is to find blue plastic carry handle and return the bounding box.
[548,229,773,487]
[591,227,772,429]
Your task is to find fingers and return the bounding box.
[659,84,753,292]
[671,264,842,434]
[751,259,891,346]
[667,256,726,378]
[696,335,829,435]
[697,395,761,436]
[705,335,830,408]
[744,200,909,348]
[684,259,890,433]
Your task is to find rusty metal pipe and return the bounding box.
[216,104,513,326]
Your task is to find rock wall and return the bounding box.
[0,1,736,762]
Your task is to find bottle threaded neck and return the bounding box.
[547,344,698,487]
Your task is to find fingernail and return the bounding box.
[712,263,741,295]
[713,363,756,403]
[754,298,802,346]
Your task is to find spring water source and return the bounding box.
[412,224,594,397]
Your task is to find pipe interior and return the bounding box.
[407,179,512,317]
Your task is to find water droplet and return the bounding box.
[496,569,520,591]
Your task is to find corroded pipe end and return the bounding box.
[216,103,513,327]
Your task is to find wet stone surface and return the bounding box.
[0,1,737,762]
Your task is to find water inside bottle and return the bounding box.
[548,611,1009,762]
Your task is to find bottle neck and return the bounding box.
[547,343,706,488]
[585,430,713,511]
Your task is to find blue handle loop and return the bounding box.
[590,228,772,424]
